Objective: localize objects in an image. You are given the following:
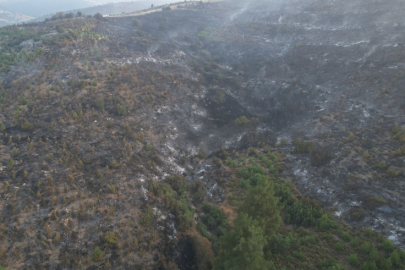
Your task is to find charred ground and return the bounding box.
[1,0,405,269]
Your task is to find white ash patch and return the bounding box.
[167,218,178,240]
[350,201,361,207]
[207,183,218,198]
[153,207,167,221]
[192,123,202,131]
[335,210,343,217]
[193,108,207,117]
[382,43,399,47]
[165,144,177,154]
[363,109,370,118]
[294,168,308,183]
[333,40,369,47]
[141,186,148,201]
[167,156,185,174]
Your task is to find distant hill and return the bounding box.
[71,0,173,16]
[0,8,33,26]
[31,0,173,22]
[0,0,93,17]
[0,0,174,26]
[0,0,172,20]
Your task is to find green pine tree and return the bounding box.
[213,213,272,270]
[239,177,281,238]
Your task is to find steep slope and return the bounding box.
[0,0,405,269]
[217,0,405,248]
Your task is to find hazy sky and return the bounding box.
[0,0,139,17]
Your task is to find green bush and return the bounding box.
[267,233,296,254]
[103,231,118,247]
[334,241,343,252]
[20,120,34,131]
[201,204,228,236]
[367,247,380,261]
[392,125,405,141]
[274,183,294,207]
[323,265,347,270]
[139,205,155,227]
[317,214,338,231]
[320,259,348,270]
[173,195,194,231]
[382,239,395,253]
[360,242,371,254]
[267,152,279,162]
[197,221,209,239]
[292,138,315,154]
[390,250,401,267]
[360,261,377,270]
[166,175,187,195]
[348,253,359,266]
[93,246,104,262]
[341,231,352,242]
[235,116,258,126]
[285,201,322,227]
[350,237,361,248]
[377,258,392,270]
[238,165,265,181]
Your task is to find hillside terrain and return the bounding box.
[0,0,152,25]
[0,9,32,26]
[1,0,405,269]
[70,0,174,17]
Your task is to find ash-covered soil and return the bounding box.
[1,0,405,268]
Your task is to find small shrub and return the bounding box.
[11,147,19,157]
[139,205,155,227]
[390,250,401,267]
[334,241,343,252]
[360,261,377,270]
[310,146,331,166]
[278,138,288,146]
[392,125,405,141]
[166,175,187,195]
[235,116,258,126]
[292,138,315,154]
[267,233,296,254]
[54,233,61,243]
[285,201,322,227]
[382,239,395,253]
[93,246,104,262]
[20,120,34,131]
[386,166,400,177]
[374,161,386,169]
[350,237,361,248]
[364,196,387,209]
[317,214,337,231]
[363,227,374,238]
[348,253,359,266]
[103,231,119,247]
[360,242,371,254]
[201,204,228,236]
